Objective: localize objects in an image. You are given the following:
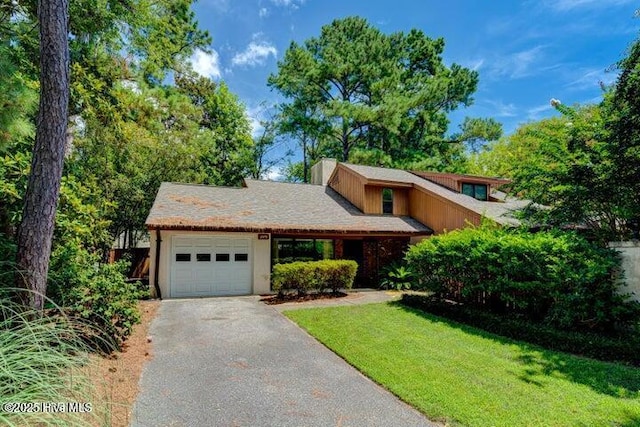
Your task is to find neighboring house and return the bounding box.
[145,159,525,298]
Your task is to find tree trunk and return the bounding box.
[15,0,69,311]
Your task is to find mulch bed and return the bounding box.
[261,291,348,305]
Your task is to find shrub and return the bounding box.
[400,294,640,366]
[379,262,414,290]
[48,240,147,350]
[272,259,357,295]
[405,225,640,333]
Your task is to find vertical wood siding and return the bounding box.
[418,174,460,192]
[409,188,482,234]
[393,189,409,216]
[329,166,366,211]
[364,185,382,214]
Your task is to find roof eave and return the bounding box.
[146,223,432,236]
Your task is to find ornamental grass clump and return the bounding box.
[0,288,107,427]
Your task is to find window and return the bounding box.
[175,253,191,262]
[235,253,248,262]
[272,238,334,265]
[216,253,230,262]
[461,183,488,201]
[196,253,211,262]
[382,188,393,214]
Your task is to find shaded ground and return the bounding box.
[87,299,160,427]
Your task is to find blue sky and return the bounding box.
[188,0,638,170]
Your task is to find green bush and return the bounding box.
[272,259,357,295]
[405,226,640,333]
[401,294,640,366]
[48,240,147,350]
[379,262,414,291]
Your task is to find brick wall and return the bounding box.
[361,238,410,286]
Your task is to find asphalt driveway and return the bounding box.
[131,297,436,427]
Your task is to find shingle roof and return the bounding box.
[145,179,432,235]
[340,163,527,226]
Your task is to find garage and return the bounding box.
[170,235,252,297]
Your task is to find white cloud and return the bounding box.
[270,0,305,8]
[543,0,634,11]
[259,7,269,17]
[466,58,485,72]
[265,167,284,181]
[190,49,222,79]
[203,0,231,13]
[527,103,553,120]
[566,67,618,91]
[485,100,518,118]
[246,105,265,138]
[232,41,277,67]
[489,45,546,79]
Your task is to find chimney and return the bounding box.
[310,158,337,185]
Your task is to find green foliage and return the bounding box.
[176,73,255,186]
[0,45,37,152]
[379,262,414,290]
[451,116,503,153]
[405,226,639,333]
[268,16,478,166]
[401,294,640,366]
[467,114,573,203]
[48,240,147,348]
[0,291,105,426]
[272,259,357,295]
[467,34,640,240]
[604,36,640,230]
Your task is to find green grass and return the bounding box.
[285,302,640,427]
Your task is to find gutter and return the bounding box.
[153,229,162,299]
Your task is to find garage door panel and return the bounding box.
[171,235,252,297]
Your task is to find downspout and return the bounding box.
[153,229,162,299]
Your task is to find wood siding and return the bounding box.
[417,174,459,192]
[363,186,409,215]
[329,166,409,215]
[409,188,482,234]
[364,185,382,214]
[329,165,365,211]
[393,188,409,216]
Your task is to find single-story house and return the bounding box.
[145,159,526,298]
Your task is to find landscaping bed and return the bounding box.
[401,294,640,366]
[261,291,348,305]
[86,299,159,427]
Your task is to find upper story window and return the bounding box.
[382,188,393,214]
[461,183,488,201]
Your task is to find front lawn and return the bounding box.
[285,303,640,427]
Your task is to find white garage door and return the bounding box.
[170,236,252,297]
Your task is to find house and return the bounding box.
[145,159,526,298]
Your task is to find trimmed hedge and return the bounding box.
[405,226,640,333]
[400,294,640,366]
[272,259,358,295]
